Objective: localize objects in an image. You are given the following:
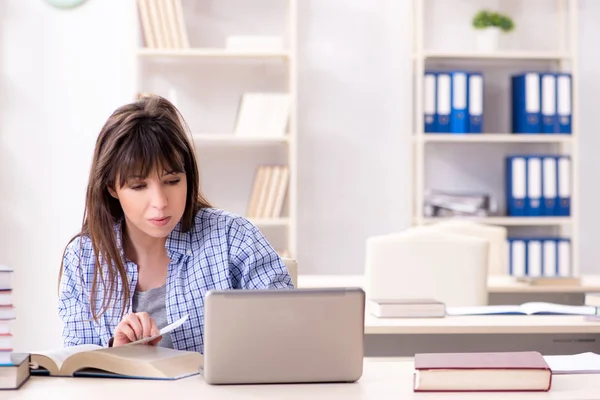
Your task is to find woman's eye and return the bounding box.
[130,184,146,190]
[166,179,180,185]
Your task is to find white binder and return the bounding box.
[511,239,526,277]
[557,239,571,277]
[436,73,451,132]
[527,240,542,277]
[543,239,557,277]
[542,156,557,215]
[527,156,542,215]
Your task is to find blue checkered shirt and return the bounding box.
[58,208,294,353]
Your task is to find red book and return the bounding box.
[413,351,552,392]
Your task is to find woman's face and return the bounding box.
[111,169,187,239]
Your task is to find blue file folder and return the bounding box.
[511,73,541,134]
[467,72,483,134]
[525,156,542,216]
[556,73,572,134]
[424,71,437,133]
[508,238,527,277]
[540,73,558,133]
[556,155,571,216]
[506,156,527,216]
[541,156,558,216]
[449,71,468,134]
[435,72,451,132]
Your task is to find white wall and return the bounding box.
[0,0,137,352]
[0,0,599,352]
[296,0,412,274]
[575,0,600,276]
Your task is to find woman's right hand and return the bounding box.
[113,312,161,347]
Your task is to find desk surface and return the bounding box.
[298,274,600,294]
[297,274,600,335]
[7,358,599,399]
[364,314,600,334]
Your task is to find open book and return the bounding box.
[446,302,599,316]
[543,352,600,374]
[30,344,203,380]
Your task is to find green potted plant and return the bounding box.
[472,10,515,52]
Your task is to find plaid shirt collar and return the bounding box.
[113,217,193,262]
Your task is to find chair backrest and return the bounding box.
[282,258,298,287]
[429,220,507,276]
[364,226,489,307]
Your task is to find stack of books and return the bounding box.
[0,265,29,390]
[413,351,552,392]
[246,165,290,219]
[367,298,446,318]
[136,0,189,50]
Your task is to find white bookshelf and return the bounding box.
[418,134,573,144]
[249,218,290,227]
[192,133,289,145]
[421,51,571,61]
[134,0,298,259]
[411,0,579,275]
[421,217,573,227]
[137,48,290,59]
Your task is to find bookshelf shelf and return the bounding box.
[249,218,290,227]
[192,134,289,145]
[420,51,571,61]
[137,48,290,60]
[418,134,573,144]
[412,0,579,276]
[135,0,298,259]
[419,217,573,227]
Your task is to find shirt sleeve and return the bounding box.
[57,238,103,347]
[228,218,295,289]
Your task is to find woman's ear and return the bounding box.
[108,186,118,199]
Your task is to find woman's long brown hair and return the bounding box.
[59,94,211,323]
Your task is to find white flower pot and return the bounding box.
[475,27,501,52]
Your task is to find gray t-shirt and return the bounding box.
[132,284,173,348]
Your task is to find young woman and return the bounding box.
[58,94,293,353]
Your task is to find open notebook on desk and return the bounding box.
[446,302,599,316]
[544,352,600,374]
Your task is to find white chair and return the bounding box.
[282,258,298,287]
[364,226,489,307]
[428,220,507,276]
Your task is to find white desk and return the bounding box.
[6,358,599,399]
[298,274,600,305]
[298,274,600,294]
[364,315,600,335]
[298,275,600,356]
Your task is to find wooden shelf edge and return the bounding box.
[192,134,289,144]
[415,134,573,143]
[417,51,571,61]
[137,48,290,59]
[418,217,573,226]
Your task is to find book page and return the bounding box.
[445,305,523,316]
[544,352,600,374]
[521,302,598,316]
[33,344,103,371]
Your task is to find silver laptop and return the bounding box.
[201,287,365,385]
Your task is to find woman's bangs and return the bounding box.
[115,124,186,187]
